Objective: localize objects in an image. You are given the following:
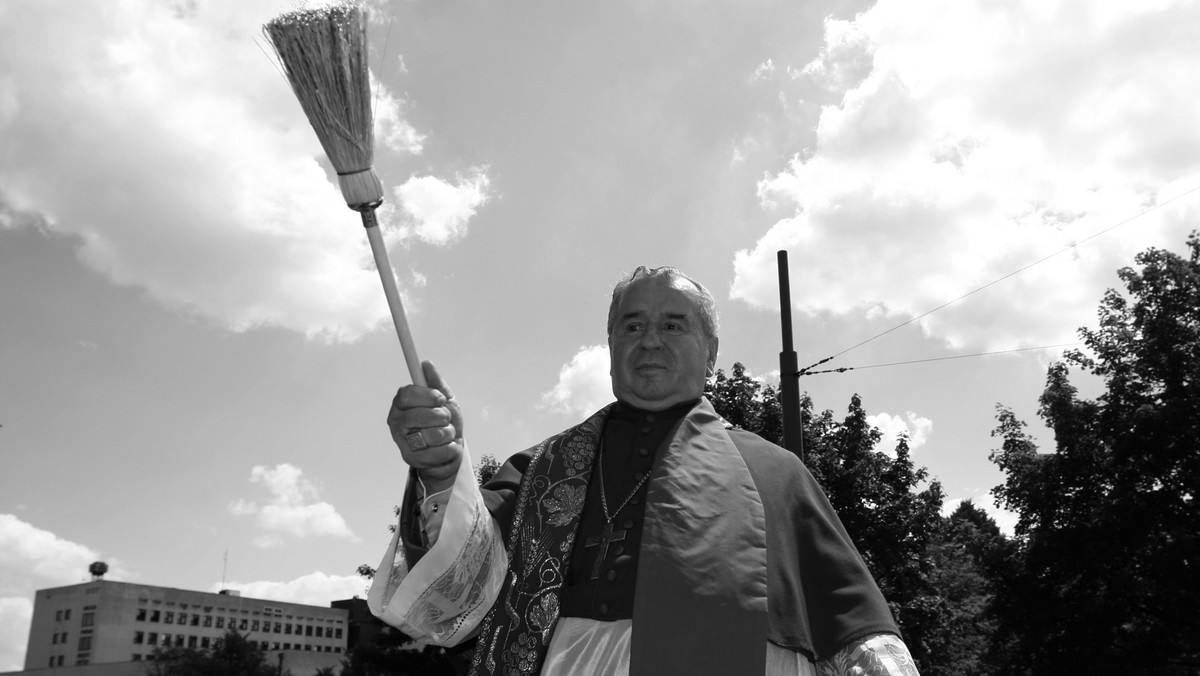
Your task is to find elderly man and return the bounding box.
[368,266,919,676]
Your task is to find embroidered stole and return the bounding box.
[470,399,769,675]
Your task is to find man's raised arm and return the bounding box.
[367,362,507,646]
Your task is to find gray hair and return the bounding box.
[606,266,719,344]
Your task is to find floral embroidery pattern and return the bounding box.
[526,593,559,637]
[543,483,586,526]
[470,405,611,676]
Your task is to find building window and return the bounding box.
[64,609,71,620]
[284,623,292,635]
[251,620,259,631]
[81,611,95,627]
[55,610,62,621]
[136,609,147,621]
[203,615,213,627]
[76,658,89,666]
[148,632,158,646]
[78,636,92,651]
[201,636,211,649]
[191,614,200,626]
[306,625,313,637]
[134,631,144,644]
[133,654,143,662]
[151,610,161,622]
[188,636,198,648]
[274,622,282,633]
[216,616,225,629]
[165,611,174,623]
[335,628,342,639]
[240,619,248,631]
[175,635,185,647]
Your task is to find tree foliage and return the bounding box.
[335,628,461,676]
[142,629,282,676]
[474,453,500,486]
[989,231,1200,674]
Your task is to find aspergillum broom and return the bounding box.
[264,3,426,387]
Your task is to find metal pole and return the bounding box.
[778,251,804,462]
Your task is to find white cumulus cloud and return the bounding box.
[732,0,1200,352]
[229,464,356,545]
[0,514,131,671]
[540,345,614,418]
[0,0,471,343]
[394,170,492,246]
[214,571,367,606]
[867,411,933,452]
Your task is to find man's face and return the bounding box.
[608,276,717,411]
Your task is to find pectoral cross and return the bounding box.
[584,521,626,580]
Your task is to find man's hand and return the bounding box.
[387,361,464,493]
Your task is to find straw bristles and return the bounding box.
[265,4,383,208]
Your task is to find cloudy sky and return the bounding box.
[2,0,1198,668]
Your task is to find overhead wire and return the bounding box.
[798,342,1083,377]
[797,183,1200,375]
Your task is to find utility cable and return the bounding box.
[799,183,1200,374]
[798,342,1083,376]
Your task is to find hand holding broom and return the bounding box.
[264,4,426,387]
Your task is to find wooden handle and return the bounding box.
[360,209,427,387]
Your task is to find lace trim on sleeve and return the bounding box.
[367,445,508,647]
[817,633,921,676]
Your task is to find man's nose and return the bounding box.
[639,326,663,348]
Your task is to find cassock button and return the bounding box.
[598,602,609,615]
[641,426,653,434]
[637,447,650,457]
[622,519,635,530]
[606,569,618,582]
[615,554,635,569]
[612,545,625,556]
[645,414,656,422]
[629,496,641,506]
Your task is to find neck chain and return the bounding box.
[597,438,652,522]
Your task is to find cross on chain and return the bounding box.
[584,521,626,580]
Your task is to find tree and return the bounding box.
[474,453,500,486]
[142,629,282,676]
[989,231,1200,674]
[917,501,1014,676]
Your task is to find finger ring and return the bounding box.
[406,431,428,450]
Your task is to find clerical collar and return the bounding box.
[610,398,699,424]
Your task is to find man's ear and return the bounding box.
[706,338,719,376]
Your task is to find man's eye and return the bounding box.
[664,322,682,331]
[625,323,643,333]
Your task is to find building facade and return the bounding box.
[24,580,348,671]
